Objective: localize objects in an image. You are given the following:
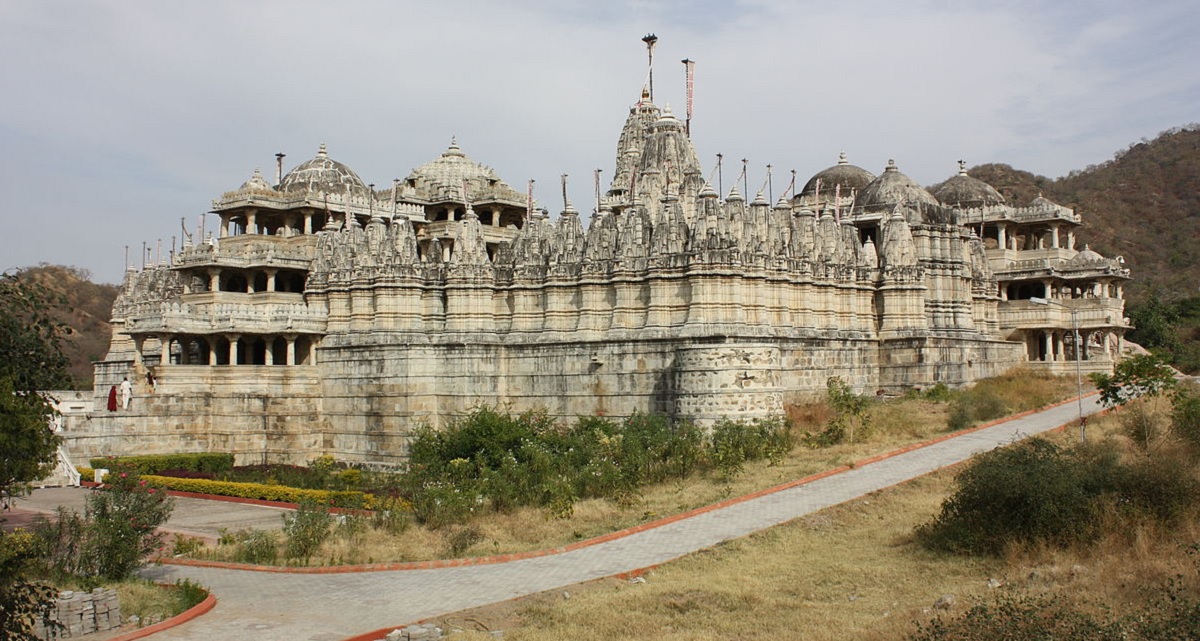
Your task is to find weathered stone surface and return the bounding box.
[68,64,1130,467]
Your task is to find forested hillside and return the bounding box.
[16,264,119,389]
[969,125,1200,300]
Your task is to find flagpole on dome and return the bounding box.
[642,34,658,102]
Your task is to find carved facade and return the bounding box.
[81,91,1129,465]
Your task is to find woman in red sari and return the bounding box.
[107,385,118,411]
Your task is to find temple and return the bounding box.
[77,86,1130,465]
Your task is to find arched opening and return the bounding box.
[271,337,287,365]
[214,337,231,365]
[222,273,248,293]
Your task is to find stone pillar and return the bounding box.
[285,334,297,366]
[1067,230,1076,250]
[1050,225,1060,249]
[265,268,278,292]
[1054,332,1064,362]
[1041,331,1052,362]
[491,207,502,227]
[997,224,1007,251]
[220,215,230,239]
[132,336,145,367]
[264,338,274,366]
[246,210,258,235]
[159,335,170,364]
[228,334,241,365]
[209,340,218,365]
[208,269,220,292]
[304,212,313,234]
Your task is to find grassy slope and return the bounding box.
[432,406,1199,641]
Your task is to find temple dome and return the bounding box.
[931,163,1005,208]
[1067,244,1105,265]
[238,168,275,192]
[278,144,370,195]
[403,138,520,204]
[800,152,875,200]
[854,160,941,213]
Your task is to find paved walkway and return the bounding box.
[4,487,288,542]
[16,397,1104,641]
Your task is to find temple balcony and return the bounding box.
[181,291,305,306]
[416,220,520,244]
[998,297,1127,331]
[124,301,327,335]
[175,235,318,270]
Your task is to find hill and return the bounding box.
[969,124,1200,301]
[18,264,119,389]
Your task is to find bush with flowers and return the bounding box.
[32,462,174,581]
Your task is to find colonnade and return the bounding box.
[134,334,316,367]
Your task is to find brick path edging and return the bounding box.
[102,593,217,641]
[156,392,1098,575]
[337,393,1104,641]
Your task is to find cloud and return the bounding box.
[2,0,1197,283]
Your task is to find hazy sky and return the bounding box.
[3,0,1197,284]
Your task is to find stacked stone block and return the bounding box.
[33,588,122,639]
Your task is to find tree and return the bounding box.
[0,269,70,501]
[1127,289,1182,355]
[1091,353,1178,451]
[0,531,58,640]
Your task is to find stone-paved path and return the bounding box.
[37,397,1107,641]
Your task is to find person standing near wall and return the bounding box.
[119,376,132,410]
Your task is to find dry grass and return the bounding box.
[437,472,998,641]
[195,369,1079,566]
[429,391,1200,641]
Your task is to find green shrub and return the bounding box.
[1171,381,1200,450]
[173,579,208,611]
[282,500,333,563]
[946,387,1007,431]
[1111,453,1200,523]
[918,439,1117,555]
[445,526,484,556]
[84,467,175,580]
[708,417,794,478]
[33,466,174,581]
[88,453,233,476]
[401,407,708,522]
[229,529,279,565]
[371,498,413,535]
[138,475,374,509]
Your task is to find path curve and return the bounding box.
[139,396,1103,641]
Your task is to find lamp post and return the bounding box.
[1030,296,1085,441]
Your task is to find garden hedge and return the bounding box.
[88,453,234,475]
[139,475,375,509]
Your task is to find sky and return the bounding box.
[2,0,1198,284]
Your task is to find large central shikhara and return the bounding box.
[83,79,1130,467]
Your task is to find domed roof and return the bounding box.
[238,168,275,192]
[931,162,1005,208]
[403,138,520,204]
[1066,244,1105,265]
[800,152,875,199]
[854,160,941,214]
[278,144,370,195]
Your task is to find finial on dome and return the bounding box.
[838,151,848,165]
[958,159,967,175]
[885,159,898,172]
[450,136,459,150]
[317,143,327,158]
